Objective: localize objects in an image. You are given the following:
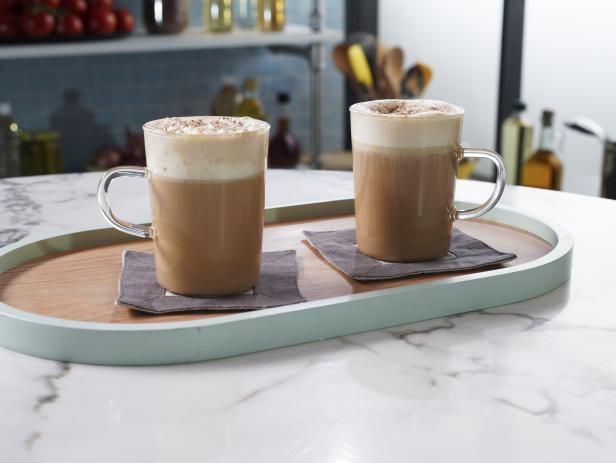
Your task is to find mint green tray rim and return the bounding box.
[0,199,573,365]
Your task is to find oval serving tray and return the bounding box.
[0,199,572,365]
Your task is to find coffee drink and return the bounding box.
[351,100,465,262]
[143,116,269,296]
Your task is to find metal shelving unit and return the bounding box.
[0,25,340,60]
[0,0,341,168]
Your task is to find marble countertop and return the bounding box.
[1,170,616,463]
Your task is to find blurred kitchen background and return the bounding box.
[1,0,615,198]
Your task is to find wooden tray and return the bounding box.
[0,199,572,365]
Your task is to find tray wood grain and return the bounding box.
[0,215,551,324]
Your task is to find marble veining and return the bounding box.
[337,336,380,354]
[494,392,558,418]
[0,227,28,248]
[22,362,71,452]
[219,359,316,412]
[33,362,71,414]
[0,178,43,225]
[23,432,40,450]
[1,170,616,462]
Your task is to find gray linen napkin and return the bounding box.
[118,250,305,314]
[303,228,516,281]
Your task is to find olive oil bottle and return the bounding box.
[522,110,563,190]
[500,101,533,185]
[235,78,267,121]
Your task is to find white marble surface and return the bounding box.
[1,170,616,463]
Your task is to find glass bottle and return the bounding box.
[20,131,62,176]
[235,78,267,121]
[268,92,301,168]
[0,102,21,178]
[522,110,563,190]
[205,0,234,33]
[257,0,285,32]
[143,0,188,34]
[500,101,534,185]
[236,0,257,29]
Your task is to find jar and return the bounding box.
[204,0,233,32]
[143,0,188,34]
[257,0,285,32]
[236,0,257,29]
[20,131,62,176]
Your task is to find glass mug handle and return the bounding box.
[97,166,151,238]
[456,148,506,220]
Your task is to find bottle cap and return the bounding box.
[277,92,290,104]
[0,102,12,116]
[542,110,555,127]
[222,75,237,86]
[513,100,526,111]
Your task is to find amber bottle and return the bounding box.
[522,110,562,190]
[268,92,300,168]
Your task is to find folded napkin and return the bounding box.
[303,228,516,281]
[118,250,305,314]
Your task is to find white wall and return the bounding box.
[522,0,616,196]
[379,0,504,162]
[379,0,615,196]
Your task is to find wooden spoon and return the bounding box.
[383,47,404,99]
[375,42,395,98]
[376,41,388,70]
[332,44,363,96]
[332,44,353,78]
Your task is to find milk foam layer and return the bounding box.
[143,116,269,181]
[145,116,267,135]
[350,99,463,149]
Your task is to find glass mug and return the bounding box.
[97,116,270,296]
[350,99,506,262]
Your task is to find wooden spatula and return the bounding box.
[383,47,404,99]
[402,62,434,98]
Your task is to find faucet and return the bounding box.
[565,118,616,199]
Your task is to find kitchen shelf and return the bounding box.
[0,25,343,60]
[1,0,334,168]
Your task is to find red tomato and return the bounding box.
[56,12,82,35]
[114,8,132,32]
[87,7,115,34]
[20,11,55,37]
[64,0,86,14]
[14,0,33,11]
[0,0,15,15]
[0,13,18,37]
[89,0,112,9]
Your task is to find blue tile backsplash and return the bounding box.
[0,0,345,172]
